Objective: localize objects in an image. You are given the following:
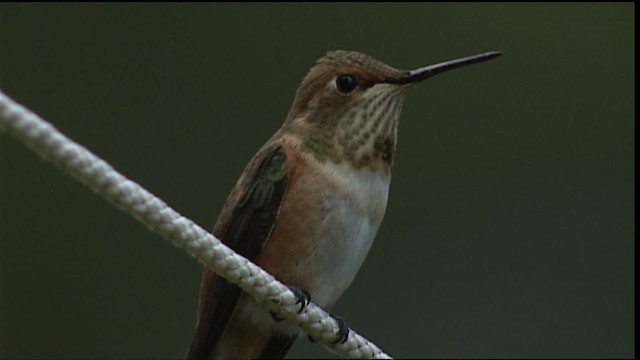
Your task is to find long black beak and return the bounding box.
[388,51,502,85]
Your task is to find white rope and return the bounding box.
[0,89,392,359]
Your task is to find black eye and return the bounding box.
[336,75,357,93]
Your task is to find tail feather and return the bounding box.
[186,270,242,360]
[259,334,296,359]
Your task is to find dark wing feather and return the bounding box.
[259,334,296,359]
[186,143,289,360]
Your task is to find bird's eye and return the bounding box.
[335,75,358,93]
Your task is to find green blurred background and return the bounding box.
[0,3,634,359]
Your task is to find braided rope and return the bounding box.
[0,90,392,359]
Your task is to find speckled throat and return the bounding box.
[301,84,407,172]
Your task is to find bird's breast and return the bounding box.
[258,151,391,309]
[312,161,390,305]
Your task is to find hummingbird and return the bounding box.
[186,49,501,359]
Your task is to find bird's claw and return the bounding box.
[330,314,350,344]
[286,284,311,313]
[271,284,311,322]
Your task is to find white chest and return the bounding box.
[305,161,391,307]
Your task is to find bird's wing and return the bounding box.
[186,142,290,359]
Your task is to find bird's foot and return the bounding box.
[330,314,350,344]
[270,284,311,322]
[286,284,311,313]
[307,314,350,344]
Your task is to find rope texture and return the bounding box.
[0,90,391,359]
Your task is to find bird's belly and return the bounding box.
[304,196,382,307]
[295,161,391,308]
